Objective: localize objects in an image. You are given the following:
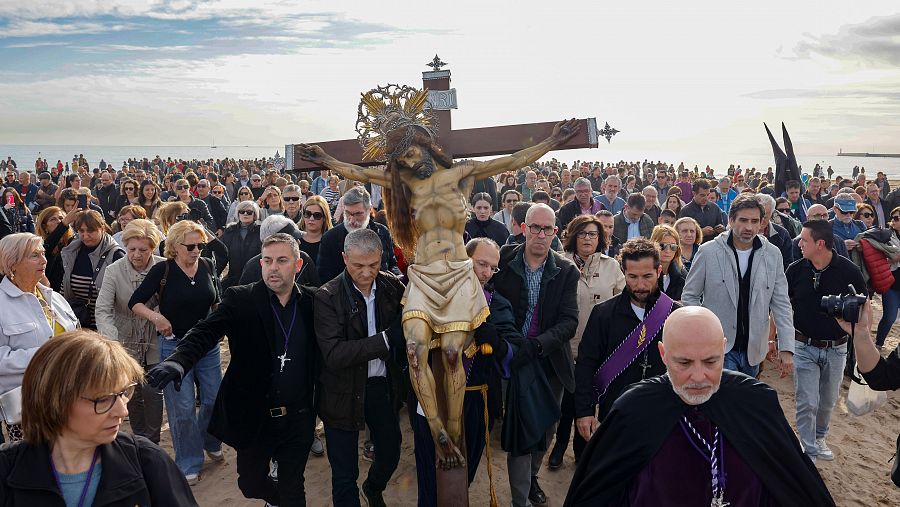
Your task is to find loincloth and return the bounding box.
[401,259,489,334]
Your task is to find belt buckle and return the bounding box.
[269,406,288,418]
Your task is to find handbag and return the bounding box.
[0,387,23,425]
[846,376,888,416]
[71,251,111,328]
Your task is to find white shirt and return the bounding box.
[736,247,752,277]
[353,280,388,378]
[631,303,646,320]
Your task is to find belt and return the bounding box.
[795,334,849,349]
[268,406,309,418]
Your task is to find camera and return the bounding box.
[820,284,866,324]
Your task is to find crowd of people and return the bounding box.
[0,152,899,506]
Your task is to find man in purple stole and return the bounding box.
[574,238,680,442]
[565,307,834,507]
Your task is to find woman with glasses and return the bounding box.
[281,184,304,224]
[110,204,147,247]
[1,188,34,233]
[0,233,79,442]
[129,220,224,485]
[650,224,687,299]
[674,216,702,271]
[139,180,162,219]
[211,184,228,205]
[855,203,876,230]
[220,201,262,290]
[226,186,254,224]
[115,179,140,213]
[298,195,332,262]
[0,330,197,505]
[492,189,521,234]
[872,206,900,348]
[95,220,166,444]
[168,178,214,230]
[549,214,624,469]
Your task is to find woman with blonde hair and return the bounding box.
[154,201,188,236]
[0,233,79,442]
[168,178,213,228]
[257,185,284,220]
[95,219,166,443]
[36,206,75,291]
[298,195,332,262]
[650,224,687,299]
[0,330,197,504]
[128,220,223,484]
[674,216,703,271]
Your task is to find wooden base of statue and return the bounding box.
[432,348,470,506]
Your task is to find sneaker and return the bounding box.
[361,480,386,507]
[816,438,834,461]
[362,442,375,462]
[311,435,325,457]
[185,473,199,486]
[207,449,225,462]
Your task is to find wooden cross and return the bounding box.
[287,55,604,170]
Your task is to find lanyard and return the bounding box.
[50,447,100,507]
[271,298,298,373]
[679,415,728,507]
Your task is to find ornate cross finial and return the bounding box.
[427,54,447,71]
[599,122,619,143]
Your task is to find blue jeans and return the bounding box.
[159,337,223,475]
[793,341,847,457]
[724,349,759,378]
[876,289,900,347]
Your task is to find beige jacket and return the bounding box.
[565,251,625,358]
[95,254,165,365]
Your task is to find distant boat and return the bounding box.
[211,138,217,148]
[837,149,900,158]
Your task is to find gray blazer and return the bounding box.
[681,231,794,367]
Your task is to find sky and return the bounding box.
[1,1,899,167]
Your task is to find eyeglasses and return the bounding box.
[283,196,301,202]
[526,224,557,236]
[474,259,500,274]
[860,212,874,218]
[238,210,255,216]
[776,208,790,213]
[176,185,189,190]
[659,243,679,252]
[303,210,324,220]
[892,216,900,222]
[576,231,599,239]
[181,242,207,252]
[81,383,137,414]
[212,190,224,196]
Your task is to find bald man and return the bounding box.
[565,307,834,507]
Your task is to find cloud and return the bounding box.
[793,13,900,66]
[77,44,193,52]
[4,41,69,48]
[0,19,133,38]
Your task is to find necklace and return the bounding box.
[679,414,729,507]
[271,297,298,373]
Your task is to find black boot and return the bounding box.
[529,475,547,505]
[548,441,565,470]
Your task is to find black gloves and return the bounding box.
[146,360,185,391]
[474,322,508,358]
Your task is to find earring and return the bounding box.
[8,271,14,281]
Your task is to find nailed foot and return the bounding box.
[435,430,466,470]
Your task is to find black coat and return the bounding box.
[556,199,583,231]
[492,244,579,392]
[313,271,407,431]
[166,281,319,449]
[201,194,229,231]
[316,221,399,283]
[464,214,509,248]
[575,289,681,419]
[659,261,687,300]
[0,203,11,241]
[0,433,197,506]
[219,222,262,289]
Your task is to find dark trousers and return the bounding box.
[554,389,587,461]
[410,390,493,507]
[127,381,164,444]
[235,409,316,506]
[325,377,401,507]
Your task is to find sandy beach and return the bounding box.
[156,302,900,507]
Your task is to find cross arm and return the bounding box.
[296,143,391,187]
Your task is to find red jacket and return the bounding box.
[860,238,894,294]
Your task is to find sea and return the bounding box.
[3,145,900,181]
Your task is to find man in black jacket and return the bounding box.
[316,186,399,283]
[147,234,318,506]
[94,171,119,224]
[197,178,228,235]
[492,203,579,507]
[313,228,406,507]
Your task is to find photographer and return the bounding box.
[836,300,900,391]
[785,220,867,463]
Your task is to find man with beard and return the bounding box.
[147,234,319,506]
[315,186,399,283]
[574,238,680,446]
[565,306,835,507]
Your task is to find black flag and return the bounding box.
[765,122,802,197]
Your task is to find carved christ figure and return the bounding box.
[298,118,580,468]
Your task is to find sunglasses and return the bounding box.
[176,185,189,190]
[776,208,790,213]
[212,190,224,195]
[283,196,301,202]
[892,216,900,222]
[238,210,255,216]
[303,210,324,220]
[81,383,137,415]
[659,243,679,251]
[860,212,874,218]
[181,242,207,252]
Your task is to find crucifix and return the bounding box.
[290,55,612,507]
[277,353,291,373]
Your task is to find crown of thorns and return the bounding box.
[355,84,438,162]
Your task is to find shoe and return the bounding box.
[361,480,386,507]
[529,476,547,505]
[362,442,375,462]
[816,438,834,461]
[311,435,325,457]
[547,443,565,470]
[264,503,279,507]
[269,460,278,482]
[185,473,199,486]
[206,449,225,462]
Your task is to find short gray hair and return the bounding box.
[756,193,776,212]
[236,200,260,221]
[262,232,301,260]
[283,184,301,195]
[260,214,295,239]
[344,228,382,255]
[573,177,592,189]
[604,176,621,186]
[0,233,43,276]
[342,186,371,209]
